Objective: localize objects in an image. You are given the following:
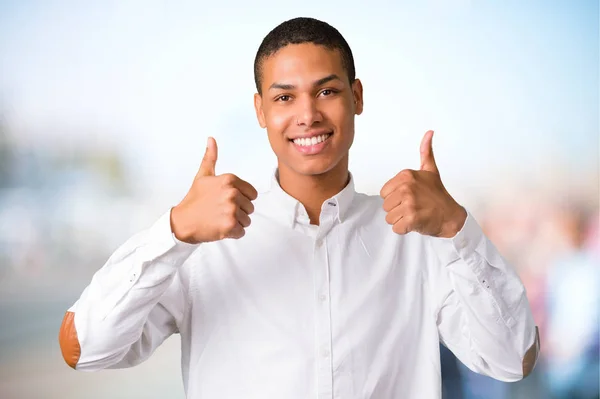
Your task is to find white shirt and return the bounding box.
[68,171,538,398]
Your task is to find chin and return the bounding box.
[286,156,342,177]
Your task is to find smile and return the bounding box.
[290,133,332,147]
[289,132,333,155]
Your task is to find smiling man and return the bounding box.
[59,17,539,398]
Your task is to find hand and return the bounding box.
[170,137,258,244]
[380,130,467,238]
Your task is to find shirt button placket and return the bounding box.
[314,212,334,399]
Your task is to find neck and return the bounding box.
[277,157,350,226]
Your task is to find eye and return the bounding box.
[319,89,338,97]
[275,95,291,102]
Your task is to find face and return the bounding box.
[254,43,363,178]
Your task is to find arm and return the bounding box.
[59,210,198,371]
[379,130,539,381]
[427,211,540,382]
[59,138,259,371]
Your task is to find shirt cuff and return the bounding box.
[430,210,485,266]
[172,233,198,248]
[136,208,200,266]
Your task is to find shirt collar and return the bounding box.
[267,168,356,227]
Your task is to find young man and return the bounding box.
[59,17,539,398]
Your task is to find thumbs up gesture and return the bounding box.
[170,137,259,244]
[380,130,467,238]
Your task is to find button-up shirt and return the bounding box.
[67,171,538,398]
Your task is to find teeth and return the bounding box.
[293,133,331,146]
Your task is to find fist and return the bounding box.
[380,130,466,238]
[170,137,258,244]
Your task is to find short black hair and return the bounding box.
[254,17,356,95]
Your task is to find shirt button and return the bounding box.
[319,294,327,302]
[316,239,324,247]
[322,349,330,358]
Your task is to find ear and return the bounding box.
[254,93,267,129]
[352,78,364,115]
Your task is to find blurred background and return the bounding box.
[0,0,597,398]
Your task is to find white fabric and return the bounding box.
[69,171,537,398]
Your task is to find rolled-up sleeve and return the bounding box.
[427,210,539,382]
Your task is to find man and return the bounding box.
[545,207,599,399]
[59,17,539,398]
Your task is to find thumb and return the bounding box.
[197,136,218,178]
[419,130,439,174]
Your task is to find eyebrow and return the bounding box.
[268,74,343,91]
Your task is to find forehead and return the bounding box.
[261,43,346,86]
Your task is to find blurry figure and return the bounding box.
[544,205,600,399]
[584,211,600,256]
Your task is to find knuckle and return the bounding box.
[401,181,414,192]
[404,196,416,212]
[399,169,414,180]
[222,217,238,232]
[402,180,416,193]
[225,202,238,215]
[224,187,238,200]
[400,185,416,200]
[409,173,418,183]
[407,204,417,216]
[406,213,417,226]
[221,173,237,186]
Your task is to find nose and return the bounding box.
[295,95,323,127]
